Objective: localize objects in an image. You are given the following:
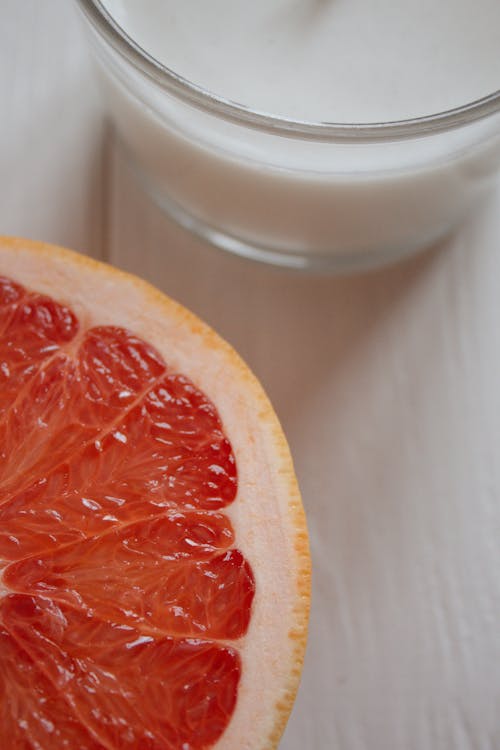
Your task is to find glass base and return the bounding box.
[126,148,449,275]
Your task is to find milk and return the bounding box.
[92,0,500,268]
[104,0,500,123]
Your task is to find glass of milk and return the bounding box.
[76,0,500,272]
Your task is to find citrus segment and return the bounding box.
[1,595,239,749]
[0,284,78,421]
[4,518,254,639]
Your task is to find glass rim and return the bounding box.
[77,0,500,143]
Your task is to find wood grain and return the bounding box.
[0,0,105,257]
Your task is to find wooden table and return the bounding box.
[1,2,499,748]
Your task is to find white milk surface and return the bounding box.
[103,0,500,123]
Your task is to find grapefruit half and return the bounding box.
[0,237,310,750]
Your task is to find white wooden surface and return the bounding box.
[1,2,499,749]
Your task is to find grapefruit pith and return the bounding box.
[0,237,310,750]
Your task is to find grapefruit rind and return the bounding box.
[0,236,311,750]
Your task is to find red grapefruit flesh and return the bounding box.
[0,238,310,750]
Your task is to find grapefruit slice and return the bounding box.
[0,237,310,750]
